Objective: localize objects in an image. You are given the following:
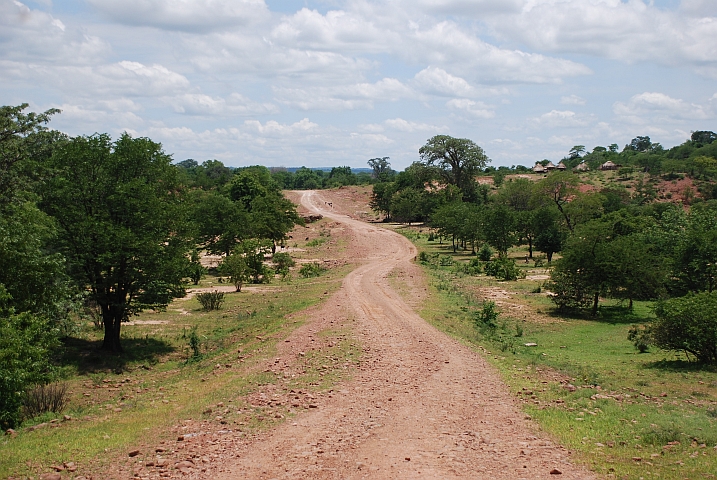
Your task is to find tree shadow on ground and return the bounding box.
[59,336,175,375]
[546,304,654,325]
[644,358,717,373]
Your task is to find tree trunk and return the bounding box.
[528,238,533,258]
[547,251,553,263]
[591,292,599,317]
[101,305,124,352]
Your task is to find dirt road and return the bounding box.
[210,190,595,479]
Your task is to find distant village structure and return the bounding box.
[532,159,621,173]
[600,160,619,171]
[533,161,566,174]
[574,162,590,172]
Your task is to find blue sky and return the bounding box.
[2,0,715,170]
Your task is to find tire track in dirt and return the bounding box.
[210,190,596,479]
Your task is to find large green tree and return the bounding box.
[191,190,250,256]
[0,104,61,204]
[419,135,489,198]
[0,105,67,427]
[41,133,191,352]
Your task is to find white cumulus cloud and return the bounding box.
[446,99,495,118]
[87,0,269,32]
[613,92,713,121]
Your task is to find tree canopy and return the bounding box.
[40,133,191,352]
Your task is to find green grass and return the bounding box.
[0,264,357,479]
[404,228,717,480]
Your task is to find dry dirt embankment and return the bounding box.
[207,189,596,479]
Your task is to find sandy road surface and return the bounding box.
[207,190,595,479]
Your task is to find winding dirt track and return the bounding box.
[214,190,595,479]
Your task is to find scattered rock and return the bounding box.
[63,415,72,421]
[5,428,16,437]
[39,474,61,480]
[524,343,538,347]
[128,449,141,457]
[27,422,48,432]
[549,468,562,475]
[563,384,577,392]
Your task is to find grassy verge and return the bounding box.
[398,226,717,480]
[0,254,357,479]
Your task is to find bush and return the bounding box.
[546,268,593,312]
[187,326,201,360]
[196,291,224,311]
[478,244,493,262]
[272,252,295,278]
[0,306,60,429]
[438,255,453,266]
[299,262,326,278]
[418,251,431,263]
[484,256,526,281]
[474,300,499,330]
[628,324,651,353]
[22,383,69,419]
[463,257,483,275]
[306,237,327,247]
[652,292,717,363]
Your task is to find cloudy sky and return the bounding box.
[2,0,716,169]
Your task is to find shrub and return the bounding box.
[299,262,326,278]
[418,251,431,263]
[627,324,651,353]
[474,300,499,330]
[272,252,295,278]
[463,257,483,275]
[484,256,526,281]
[0,306,60,428]
[546,268,592,312]
[652,292,717,364]
[22,383,69,419]
[438,255,453,266]
[187,326,201,359]
[196,291,224,311]
[478,244,493,262]
[306,237,327,247]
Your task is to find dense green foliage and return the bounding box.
[651,292,717,364]
[40,133,192,352]
[372,132,717,361]
[0,104,306,426]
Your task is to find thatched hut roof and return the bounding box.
[574,162,590,172]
